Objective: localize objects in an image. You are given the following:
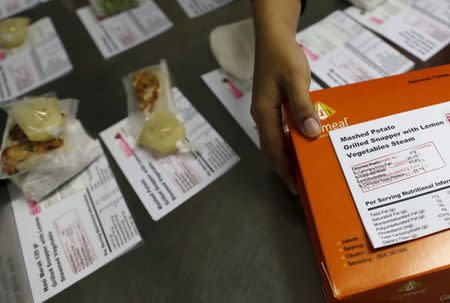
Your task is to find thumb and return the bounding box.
[286,74,322,139]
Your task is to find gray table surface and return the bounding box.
[2,0,449,302]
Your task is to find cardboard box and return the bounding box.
[288,65,450,303]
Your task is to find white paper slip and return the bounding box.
[0,17,73,102]
[345,0,450,61]
[0,0,39,20]
[296,10,415,88]
[0,196,34,303]
[329,102,450,249]
[176,0,234,18]
[202,69,323,148]
[9,155,142,303]
[77,0,172,59]
[100,88,239,221]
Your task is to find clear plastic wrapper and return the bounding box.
[124,60,187,157]
[11,121,102,201]
[89,0,141,17]
[0,96,101,201]
[0,17,30,49]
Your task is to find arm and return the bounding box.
[251,0,321,194]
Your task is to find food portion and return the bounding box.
[127,62,186,156]
[9,97,65,142]
[90,0,140,17]
[1,97,66,176]
[132,70,161,113]
[1,125,64,175]
[138,109,186,156]
[0,18,30,49]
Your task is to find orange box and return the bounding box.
[288,65,450,303]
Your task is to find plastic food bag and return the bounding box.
[89,0,141,17]
[11,121,102,201]
[0,18,30,49]
[124,60,186,156]
[0,96,101,200]
[210,18,255,81]
[0,97,76,177]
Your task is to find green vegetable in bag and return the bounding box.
[93,0,140,16]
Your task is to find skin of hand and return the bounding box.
[251,0,322,195]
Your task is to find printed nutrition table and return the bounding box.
[330,102,450,248]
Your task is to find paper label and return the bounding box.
[202,69,322,147]
[10,155,142,302]
[0,0,39,20]
[0,202,33,303]
[345,0,450,61]
[297,11,414,87]
[329,102,450,248]
[0,18,73,102]
[176,0,234,18]
[100,88,239,221]
[77,0,172,59]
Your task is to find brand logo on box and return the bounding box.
[391,280,428,300]
[398,281,422,293]
[315,101,336,121]
[440,294,450,302]
[314,101,349,134]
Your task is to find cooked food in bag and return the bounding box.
[1,95,100,200]
[90,0,140,17]
[1,125,64,175]
[126,60,186,156]
[0,18,30,49]
[9,97,65,142]
[0,97,75,177]
[138,109,186,156]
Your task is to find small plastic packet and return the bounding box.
[0,17,30,49]
[0,96,101,201]
[89,0,141,17]
[11,121,102,201]
[123,60,187,157]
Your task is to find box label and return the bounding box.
[330,102,450,248]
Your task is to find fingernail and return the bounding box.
[303,117,322,138]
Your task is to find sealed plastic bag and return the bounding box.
[11,121,102,201]
[0,96,101,201]
[0,96,76,177]
[0,17,30,49]
[89,0,141,17]
[124,60,186,156]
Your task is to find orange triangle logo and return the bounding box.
[315,102,336,121]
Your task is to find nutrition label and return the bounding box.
[77,0,173,59]
[0,18,73,102]
[352,142,446,192]
[330,101,450,248]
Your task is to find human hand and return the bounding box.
[251,0,321,194]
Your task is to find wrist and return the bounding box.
[252,0,301,38]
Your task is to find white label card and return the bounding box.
[77,0,172,59]
[0,0,40,20]
[202,69,322,147]
[345,0,450,61]
[176,0,234,18]
[0,18,73,102]
[10,155,142,303]
[297,10,415,87]
[100,88,239,221]
[329,102,450,248]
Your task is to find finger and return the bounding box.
[251,85,298,195]
[284,66,322,139]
